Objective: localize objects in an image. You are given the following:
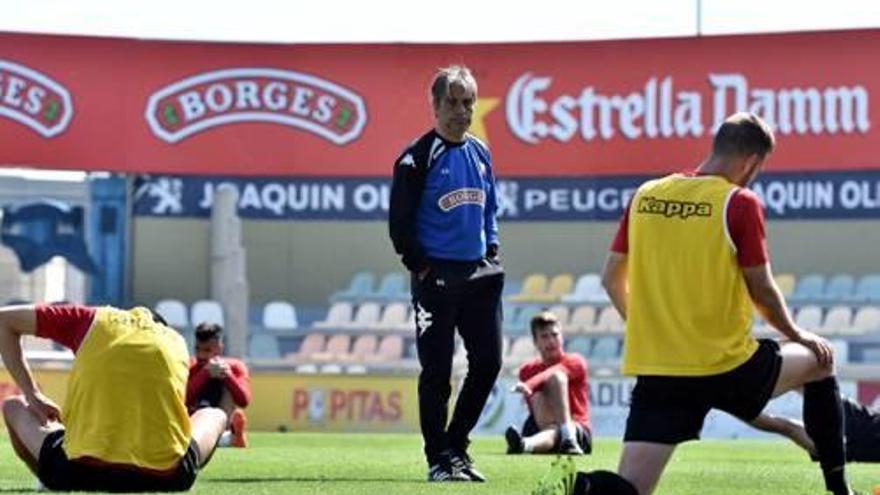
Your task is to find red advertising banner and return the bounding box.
[0,30,879,177]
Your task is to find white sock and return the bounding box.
[523,438,537,453]
[561,423,575,443]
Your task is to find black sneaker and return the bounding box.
[558,438,585,456]
[448,449,487,482]
[505,426,525,454]
[427,458,470,482]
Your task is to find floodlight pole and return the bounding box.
[696,0,702,36]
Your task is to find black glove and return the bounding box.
[486,243,500,263]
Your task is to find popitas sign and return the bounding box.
[145,68,367,144]
[0,59,73,138]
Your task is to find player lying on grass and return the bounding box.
[751,394,880,463]
[0,304,227,492]
[505,311,592,456]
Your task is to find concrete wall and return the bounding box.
[131,217,880,307]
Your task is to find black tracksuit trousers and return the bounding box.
[411,258,504,465]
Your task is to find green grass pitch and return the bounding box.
[0,433,875,494]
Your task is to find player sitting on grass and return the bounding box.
[0,303,227,492]
[506,311,592,456]
[187,322,252,448]
[751,393,880,463]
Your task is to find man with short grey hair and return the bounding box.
[389,64,504,482]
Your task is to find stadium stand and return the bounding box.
[366,335,404,363]
[794,305,823,330]
[343,302,381,330]
[821,305,853,335]
[508,273,548,303]
[530,273,574,303]
[592,306,624,333]
[346,334,378,362]
[852,274,880,303]
[849,306,880,334]
[262,301,298,331]
[313,302,354,329]
[330,271,375,303]
[249,334,281,359]
[822,274,855,303]
[788,274,825,304]
[155,299,189,329]
[568,305,597,334]
[371,272,408,302]
[312,334,351,361]
[773,273,796,298]
[191,299,225,326]
[370,302,409,331]
[287,333,325,362]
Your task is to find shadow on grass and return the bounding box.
[205,476,423,484]
[0,489,39,493]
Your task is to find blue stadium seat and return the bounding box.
[507,305,542,335]
[565,336,592,357]
[373,273,408,301]
[852,274,880,303]
[249,334,281,359]
[789,274,825,304]
[821,274,855,303]
[330,271,375,303]
[589,336,620,361]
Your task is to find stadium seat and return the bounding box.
[592,306,624,333]
[248,334,281,359]
[852,274,880,303]
[343,302,382,330]
[287,333,325,361]
[773,273,796,298]
[547,304,571,330]
[345,334,378,362]
[371,302,409,331]
[330,271,375,302]
[508,273,548,303]
[372,273,408,301]
[154,299,189,329]
[191,300,225,327]
[789,274,825,304]
[568,305,597,334]
[560,273,600,303]
[820,305,852,335]
[531,274,574,303]
[589,336,620,361]
[821,274,855,303]
[366,335,404,363]
[312,334,351,361]
[794,305,823,330]
[503,278,523,298]
[508,336,535,362]
[565,336,592,357]
[508,305,542,335]
[848,306,880,335]
[313,302,354,329]
[502,305,520,331]
[262,301,298,331]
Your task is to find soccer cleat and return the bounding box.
[559,438,585,456]
[448,448,487,482]
[230,409,248,448]
[427,460,470,482]
[506,426,525,454]
[531,456,578,495]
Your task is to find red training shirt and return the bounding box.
[518,352,591,432]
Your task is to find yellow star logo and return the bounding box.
[470,97,500,143]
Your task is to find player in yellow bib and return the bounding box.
[0,304,227,492]
[532,113,859,495]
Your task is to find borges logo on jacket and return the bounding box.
[438,188,486,211]
[145,68,368,144]
[0,59,73,138]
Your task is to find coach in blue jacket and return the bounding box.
[389,65,504,483]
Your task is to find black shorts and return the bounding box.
[37,430,201,492]
[624,339,782,445]
[522,415,593,454]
